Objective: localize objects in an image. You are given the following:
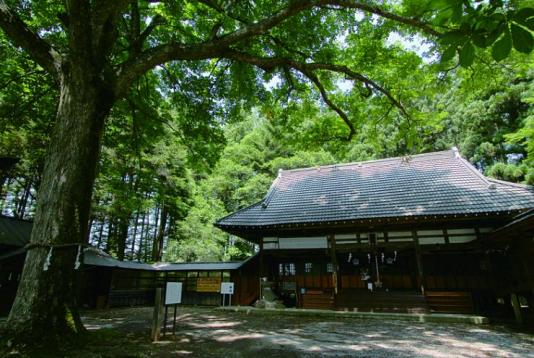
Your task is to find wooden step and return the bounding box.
[425,291,473,313]
[336,289,429,313]
[302,292,334,310]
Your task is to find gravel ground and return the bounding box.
[78,306,534,357]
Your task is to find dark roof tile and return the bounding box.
[216,150,534,228]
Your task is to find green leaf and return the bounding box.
[511,23,534,53]
[472,33,488,48]
[440,45,457,62]
[440,31,467,46]
[428,0,451,11]
[512,7,534,25]
[434,7,454,25]
[527,18,534,31]
[485,28,503,46]
[451,2,464,23]
[459,41,475,67]
[491,29,512,61]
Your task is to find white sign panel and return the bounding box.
[220,282,234,295]
[165,282,182,305]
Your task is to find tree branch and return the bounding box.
[221,49,410,119]
[320,1,440,36]
[138,15,165,47]
[0,0,60,75]
[301,69,356,139]
[210,0,440,46]
[91,0,130,59]
[115,0,439,96]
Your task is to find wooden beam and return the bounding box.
[413,230,425,295]
[328,234,339,295]
[258,239,265,300]
[510,293,523,324]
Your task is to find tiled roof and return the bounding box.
[0,217,251,270]
[84,247,250,271]
[216,149,534,229]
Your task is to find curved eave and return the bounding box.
[216,209,527,234]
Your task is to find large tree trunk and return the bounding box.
[6,64,113,342]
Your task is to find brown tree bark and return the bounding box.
[116,217,129,261]
[6,63,114,342]
[152,205,168,262]
[130,210,140,260]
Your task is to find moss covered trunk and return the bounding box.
[5,63,113,343]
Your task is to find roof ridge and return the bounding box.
[261,169,283,208]
[278,150,455,174]
[456,157,492,186]
[487,177,534,190]
[456,157,534,190]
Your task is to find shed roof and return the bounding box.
[0,216,249,270]
[84,247,248,271]
[0,216,32,247]
[216,149,534,230]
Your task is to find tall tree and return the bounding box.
[0,0,532,344]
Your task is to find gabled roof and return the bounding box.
[216,149,534,230]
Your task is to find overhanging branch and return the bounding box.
[0,0,60,75]
[300,69,356,139]
[221,49,410,134]
[116,0,439,96]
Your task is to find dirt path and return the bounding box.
[76,306,534,357]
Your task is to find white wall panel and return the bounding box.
[278,236,328,249]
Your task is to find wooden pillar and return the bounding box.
[258,238,264,300]
[258,239,264,277]
[328,234,339,295]
[510,293,523,324]
[413,230,425,295]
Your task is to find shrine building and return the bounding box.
[215,149,534,322]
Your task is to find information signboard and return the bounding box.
[165,282,183,305]
[197,277,221,292]
[220,282,234,295]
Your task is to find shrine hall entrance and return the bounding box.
[264,248,422,311]
[335,248,427,312]
[337,248,418,291]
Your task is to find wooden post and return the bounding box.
[151,287,163,341]
[510,293,523,324]
[329,234,339,295]
[413,230,425,295]
[258,238,264,299]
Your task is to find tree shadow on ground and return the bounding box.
[76,307,534,357]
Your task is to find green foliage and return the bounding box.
[433,1,534,66]
[486,162,534,185]
[1,0,533,263]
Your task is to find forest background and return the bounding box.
[1,5,532,264]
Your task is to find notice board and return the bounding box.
[165,282,183,305]
[196,277,221,292]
